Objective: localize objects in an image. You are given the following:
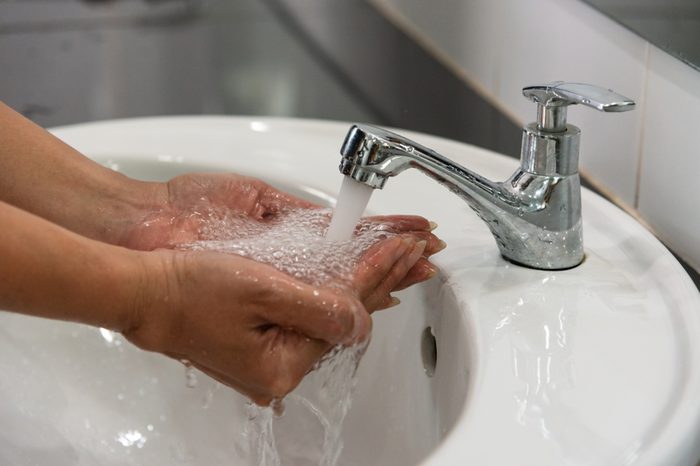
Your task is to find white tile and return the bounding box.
[374,0,647,205]
[371,0,503,96]
[495,0,647,205]
[638,46,700,271]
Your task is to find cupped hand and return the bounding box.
[123,173,314,250]
[124,234,428,405]
[123,173,445,286]
[125,173,442,245]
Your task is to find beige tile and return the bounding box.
[638,46,700,271]
[373,0,647,205]
[495,0,647,205]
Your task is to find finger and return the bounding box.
[362,240,427,312]
[353,236,414,300]
[372,295,402,312]
[393,258,439,291]
[262,273,371,345]
[362,215,435,232]
[402,230,446,256]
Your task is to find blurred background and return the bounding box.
[0,0,519,156]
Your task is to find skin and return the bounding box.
[0,101,444,405]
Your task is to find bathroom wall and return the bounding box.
[369,0,700,275]
[0,0,373,127]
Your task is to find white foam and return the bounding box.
[181,207,393,288]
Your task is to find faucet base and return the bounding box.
[493,218,584,270]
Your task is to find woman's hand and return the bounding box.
[123,173,314,250]
[124,235,427,405]
[123,173,445,289]
[0,103,446,406]
[0,196,429,407]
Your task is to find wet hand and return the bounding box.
[123,173,315,251]
[123,173,445,291]
[123,235,428,405]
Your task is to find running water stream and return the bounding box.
[181,176,378,465]
[326,176,375,242]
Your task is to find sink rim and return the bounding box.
[49,115,700,466]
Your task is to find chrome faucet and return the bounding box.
[337,82,635,270]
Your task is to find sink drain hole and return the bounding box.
[421,326,437,377]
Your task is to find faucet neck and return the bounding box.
[520,123,581,177]
[536,103,568,132]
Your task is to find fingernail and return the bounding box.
[428,221,438,231]
[424,262,439,279]
[414,240,428,256]
[387,296,401,308]
[398,236,415,256]
[436,239,447,252]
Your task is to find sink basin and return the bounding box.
[2,116,700,465]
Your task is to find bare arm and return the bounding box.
[0,200,141,330]
[0,101,165,245]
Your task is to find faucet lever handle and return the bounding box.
[522,82,635,131]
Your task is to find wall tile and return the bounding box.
[373,0,647,206]
[638,46,700,272]
[496,0,647,206]
[371,0,506,111]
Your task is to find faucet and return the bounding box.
[337,82,635,270]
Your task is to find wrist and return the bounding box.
[97,175,169,247]
[118,248,182,355]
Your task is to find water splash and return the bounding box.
[244,342,367,466]
[172,206,386,464]
[182,208,393,288]
[245,403,281,466]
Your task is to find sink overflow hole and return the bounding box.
[421,326,437,377]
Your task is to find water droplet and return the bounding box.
[185,366,198,388]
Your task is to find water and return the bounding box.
[244,343,367,466]
[183,207,392,289]
[326,177,375,242]
[245,403,281,466]
[175,177,385,465]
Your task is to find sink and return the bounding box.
[2,116,700,465]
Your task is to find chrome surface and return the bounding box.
[339,82,635,270]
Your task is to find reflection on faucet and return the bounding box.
[338,82,635,270]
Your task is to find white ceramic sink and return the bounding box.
[2,116,700,465]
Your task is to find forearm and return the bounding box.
[0,101,166,245]
[0,200,146,331]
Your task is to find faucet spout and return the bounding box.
[337,83,634,270]
[339,124,583,270]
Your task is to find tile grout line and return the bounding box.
[366,0,525,129]
[634,41,652,210]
